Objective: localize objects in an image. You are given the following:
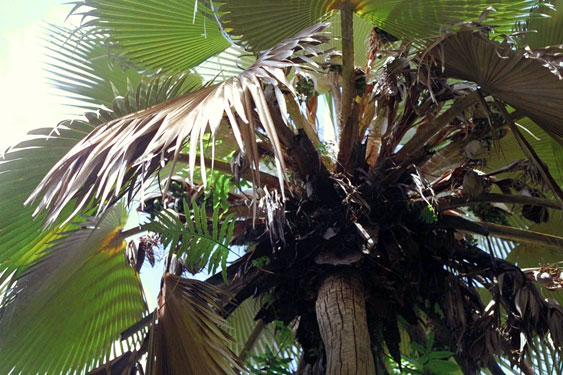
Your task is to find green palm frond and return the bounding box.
[0,120,96,287]
[358,0,536,41]
[218,0,333,51]
[0,205,147,375]
[27,23,331,225]
[45,25,144,111]
[218,0,537,53]
[227,298,267,357]
[144,199,236,280]
[517,0,563,48]
[0,58,200,299]
[74,0,232,73]
[45,24,203,112]
[0,78,200,280]
[89,73,203,124]
[425,29,563,144]
[147,273,244,375]
[196,45,255,82]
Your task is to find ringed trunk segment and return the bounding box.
[315,272,375,375]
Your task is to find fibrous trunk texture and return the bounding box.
[315,272,375,375]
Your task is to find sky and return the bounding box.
[0,0,73,151]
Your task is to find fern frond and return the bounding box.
[144,198,236,281]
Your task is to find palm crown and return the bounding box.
[0,1,562,374]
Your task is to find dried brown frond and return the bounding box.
[146,274,244,375]
[26,23,331,225]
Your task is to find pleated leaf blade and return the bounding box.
[0,205,147,375]
[77,0,232,73]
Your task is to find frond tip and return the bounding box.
[26,23,330,226]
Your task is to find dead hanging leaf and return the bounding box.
[126,234,159,273]
[26,23,331,226]
[546,304,563,347]
[147,274,244,375]
[444,276,467,333]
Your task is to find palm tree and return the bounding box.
[1,1,562,374]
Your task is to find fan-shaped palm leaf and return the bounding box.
[45,24,204,111]
[218,0,536,52]
[218,0,333,51]
[0,120,96,287]
[0,59,203,375]
[75,0,232,73]
[426,29,563,144]
[0,72,200,288]
[27,23,331,225]
[226,298,297,363]
[44,25,143,111]
[146,273,244,375]
[0,205,147,375]
[357,0,536,41]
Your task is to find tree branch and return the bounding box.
[436,215,563,248]
[437,193,563,211]
[121,226,145,238]
[481,222,563,248]
[238,319,265,362]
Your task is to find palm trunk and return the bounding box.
[315,272,375,375]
